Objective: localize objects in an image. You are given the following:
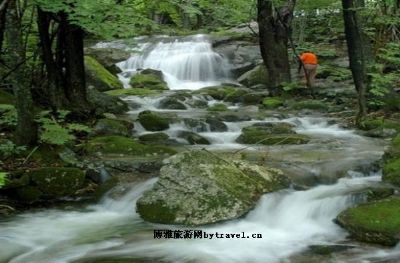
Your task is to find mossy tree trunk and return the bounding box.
[342,0,369,125]
[5,0,37,145]
[0,0,9,58]
[257,0,296,89]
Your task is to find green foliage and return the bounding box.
[35,110,91,146]
[0,140,27,159]
[0,172,7,188]
[0,104,17,129]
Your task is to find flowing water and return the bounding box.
[1,35,400,263]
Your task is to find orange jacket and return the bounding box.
[300,52,318,65]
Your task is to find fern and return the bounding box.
[40,123,76,145]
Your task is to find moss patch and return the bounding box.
[92,118,133,137]
[85,56,123,92]
[130,73,168,90]
[336,197,400,246]
[361,118,400,132]
[194,86,237,100]
[262,97,284,109]
[236,125,309,145]
[291,100,328,111]
[383,158,400,186]
[84,135,176,156]
[207,103,228,112]
[105,88,159,97]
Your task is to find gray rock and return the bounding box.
[206,117,228,132]
[177,131,210,145]
[87,88,129,115]
[158,97,187,110]
[136,150,289,225]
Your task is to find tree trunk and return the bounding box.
[5,0,37,145]
[0,0,9,57]
[37,7,63,109]
[257,0,296,89]
[62,15,90,113]
[342,0,368,125]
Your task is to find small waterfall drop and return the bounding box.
[117,35,234,90]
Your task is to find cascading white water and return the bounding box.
[117,35,234,90]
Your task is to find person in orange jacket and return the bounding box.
[298,52,318,88]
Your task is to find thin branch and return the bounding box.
[0,0,10,12]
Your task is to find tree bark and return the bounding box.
[0,0,9,57]
[37,7,63,109]
[257,0,296,89]
[62,14,90,113]
[5,0,37,145]
[342,0,368,125]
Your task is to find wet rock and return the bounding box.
[238,65,268,87]
[136,150,289,225]
[158,97,187,110]
[207,103,228,112]
[85,56,123,92]
[6,168,86,203]
[291,100,329,111]
[138,111,170,131]
[85,47,131,74]
[185,98,208,109]
[218,114,251,122]
[196,85,237,100]
[91,118,134,137]
[84,135,176,156]
[87,88,129,115]
[236,123,310,145]
[242,92,268,105]
[139,133,169,144]
[364,128,398,138]
[184,119,208,132]
[177,131,210,145]
[224,88,250,103]
[130,69,168,90]
[336,197,400,246]
[206,117,228,132]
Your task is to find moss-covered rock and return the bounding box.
[236,123,310,145]
[383,158,400,186]
[85,47,131,74]
[84,135,176,156]
[136,150,289,225]
[177,131,210,145]
[196,85,237,100]
[91,118,133,137]
[291,100,328,111]
[87,88,129,115]
[158,97,187,110]
[138,111,170,131]
[139,133,169,144]
[85,56,123,92]
[224,89,249,103]
[262,97,284,109]
[238,65,269,87]
[9,167,86,202]
[207,103,228,112]
[130,70,168,90]
[361,118,400,134]
[336,197,400,246]
[105,88,159,97]
[206,117,228,132]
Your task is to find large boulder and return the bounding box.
[85,56,123,92]
[85,47,131,74]
[87,88,129,115]
[136,150,289,225]
[158,97,187,110]
[5,167,86,203]
[238,65,269,87]
[91,118,134,137]
[336,197,400,246]
[236,123,310,145]
[130,69,168,90]
[138,111,170,131]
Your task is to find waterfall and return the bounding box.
[117,35,234,90]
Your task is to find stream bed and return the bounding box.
[1,35,400,263]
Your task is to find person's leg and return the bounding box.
[304,64,317,87]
